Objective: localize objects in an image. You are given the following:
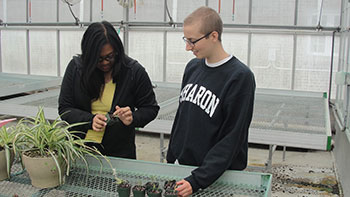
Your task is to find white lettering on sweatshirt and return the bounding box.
[179,83,220,117]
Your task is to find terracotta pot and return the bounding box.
[0,148,14,181]
[22,153,66,188]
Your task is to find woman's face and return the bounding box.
[97,43,115,73]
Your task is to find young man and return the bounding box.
[166,6,256,196]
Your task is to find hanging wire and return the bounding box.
[316,0,324,31]
[165,0,174,26]
[63,0,80,25]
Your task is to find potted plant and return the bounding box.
[145,181,162,197]
[163,180,178,197]
[116,179,131,197]
[132,181,146,197]
[0,121,17,181]
[13,107,111,188]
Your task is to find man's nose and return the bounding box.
[185,42,193,51]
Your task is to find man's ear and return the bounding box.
[211,31,219,42]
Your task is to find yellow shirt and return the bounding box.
[85,80,116,143]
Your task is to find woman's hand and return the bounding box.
[113,105,133,126]
[92,114,107,131]
[176,180,193,197]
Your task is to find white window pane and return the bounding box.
[128,31,164,82]
[59,30,84,76]
[250,34,294,89]
[6,0,26,23]
[102,0,124,22]
[295,35,334,92]
[29,30,57,76]
[222,33,248,65]
[128,1,164,22]
[298,0,341,27]
[31,0,56,22]
[166,32,192,83]
[171,0,206,23]
[251,0,295,25]
[1,30,27,74]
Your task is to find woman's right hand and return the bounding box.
[92,114,107,131]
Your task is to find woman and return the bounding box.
[58,21,159,159]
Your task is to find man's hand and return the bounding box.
[176,180,193,197]
[113,105,133,126]
[92,114,107,131]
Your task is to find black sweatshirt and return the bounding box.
[58,56,159,158]
[166,56,255,193]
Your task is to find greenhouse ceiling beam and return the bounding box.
[0,22,339,32]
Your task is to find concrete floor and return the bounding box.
[135,132,342,197]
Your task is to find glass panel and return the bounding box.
[0,0,4,21]
[251,0,295,25]
[208,0,249,24]
[90,0,123,22]
[6,0,26,23]
[1,30,27,74]
[31,0,56,22]
[222,33,249,65]
[29,30,57,76]
[166,31,193,83]
[59,30,84,76]
[101,0,123,22]
[250,34,294,89]
[128,0,164,22]
[128,31,164,82]
[297,0,341,27]
[168,0,206,23]
[295,35,335,92]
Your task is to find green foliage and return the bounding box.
[12,107,116,185]
[0,125,17,179]
[0,125,17,149]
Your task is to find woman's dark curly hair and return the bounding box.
[80,21,125,101]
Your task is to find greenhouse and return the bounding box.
[0,0,349,196]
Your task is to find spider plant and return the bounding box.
[12,107,116,187]
[0,125,17,180]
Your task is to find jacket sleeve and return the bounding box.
[185,71,256,193]
[58,59,94,131]
[131,65,160,128]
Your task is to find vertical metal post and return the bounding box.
[26,0,31,74]
[123,5,129,55]
[282,146,286,161]
[291,34,297,90]
[57,0,61,77]
[0,30,2,73]
[163,1,167,82]
[160,133,164,162]
[328,31,337,103]
[247,0,252,67]
[90,0,93,22]
[291,0,299,90]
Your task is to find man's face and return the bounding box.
[183,23,211,59]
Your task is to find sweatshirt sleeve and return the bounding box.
[130,65,160,128]
[185,70,256,193]
[58,59,94,131]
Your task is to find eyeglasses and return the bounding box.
[182,32,212,47]
[98,52,117,64]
